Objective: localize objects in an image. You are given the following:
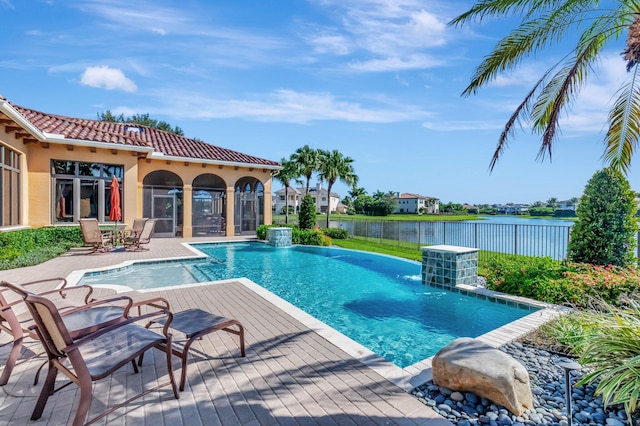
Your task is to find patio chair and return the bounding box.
[0,278,125,386]
[127,217,148,238]
[123,219,156,251]
[79,218,112,253]
[1,281,179,426]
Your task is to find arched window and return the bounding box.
[233,177,264,235]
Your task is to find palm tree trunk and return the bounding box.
[326,182,333,228]
[284,187,289,224]
[624,15,640,71]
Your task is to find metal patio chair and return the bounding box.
[79,218,112,253]
[1,281,179,426]
[123,219,156,251]
[0,278,125,386]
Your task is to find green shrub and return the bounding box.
[484,255,640,306]
[484,255,566,298]
[298,194,316,230]
[568,168,638,267]
[322,227,348,239]
[0,226,83,270]
[256,224,272,240]
[292,228,331,246]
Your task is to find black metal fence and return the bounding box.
[273,216,575,262]
[272,217,640,262]
[336,220,572,262]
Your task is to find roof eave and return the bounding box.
[147,152,281,170]
[0,99,48,141]
[44,133,155,153]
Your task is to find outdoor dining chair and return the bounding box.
[123,219,156,251]
[79,218,112,253]
[0,278,124,386]
[0,281,180,426]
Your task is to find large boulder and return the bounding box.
[432,337,533,416]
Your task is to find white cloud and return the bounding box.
[80,66,137,92]
[349,54,445,72]
[146,88,429,124]
[305,0,451,72]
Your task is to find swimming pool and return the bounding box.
[79,242,537,368]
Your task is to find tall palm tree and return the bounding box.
[450,1,640,173]
[273,158,300,224]
[317,150,359,228]
[290,145,320,194]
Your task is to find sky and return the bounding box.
[1,0,637,205]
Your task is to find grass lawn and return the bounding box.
[331,238,424,262]
[274,213,482,222]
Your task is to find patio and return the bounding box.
[0,237,451,425]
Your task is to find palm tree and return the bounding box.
[450,2,640,173]
[317,150,359,228]
[273,158,299,224]
[546,197,559,211]
[290,145,320,194]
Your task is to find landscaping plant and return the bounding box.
[298,194,316,230]
[575,298,640,423]
[568,168,637,267]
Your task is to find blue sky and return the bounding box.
[1,0,636,204]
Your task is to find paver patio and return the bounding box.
[0,237,452,426]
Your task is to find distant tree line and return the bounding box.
[98,110,185,136]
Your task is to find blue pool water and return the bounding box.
[80,242,536,368]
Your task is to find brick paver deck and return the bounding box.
[0,237,451,426]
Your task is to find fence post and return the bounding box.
[443,222,447,245]
[514,224,518,256]
[380,220,383,244]
[474,222,478,248]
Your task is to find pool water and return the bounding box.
[80,242,535,368]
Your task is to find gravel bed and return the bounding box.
[412,341,632,426]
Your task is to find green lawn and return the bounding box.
[273,213,482,222]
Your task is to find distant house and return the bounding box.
[494,204,530,215]
[274,183,341,214]
[557,200,578,211]
[394,193,439,214]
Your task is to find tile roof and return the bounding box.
[11,104,280,167]
[398,192,433,199]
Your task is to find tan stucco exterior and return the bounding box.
[0,105,276,237]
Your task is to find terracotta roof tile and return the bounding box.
[12,104,280,167]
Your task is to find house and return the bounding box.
[494,204,530,215]
[557,200,578,211]
[0,97,281,237]
[393,193,439,214]
[274,183,341,214]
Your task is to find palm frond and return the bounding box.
[604,67,640,174]
[450,0,577,26]
[462,2,606,96]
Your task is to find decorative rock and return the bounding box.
[605,419,625,426]
[452,392,465,402]
[433,338,534,416]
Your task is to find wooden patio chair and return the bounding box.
[123,219,156,251]
[1,281,179,426]
[79,218,112,253]
[0,278,125,386]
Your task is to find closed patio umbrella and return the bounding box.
[109,175,122,224]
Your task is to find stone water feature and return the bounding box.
[267,227,292,247]
[421,245,478,289]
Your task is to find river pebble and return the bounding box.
[411,342,634,425]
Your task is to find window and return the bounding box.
[0,144,20,227]
[51,160,123,223]
[279,195,285,201]
[322,197,326,201]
